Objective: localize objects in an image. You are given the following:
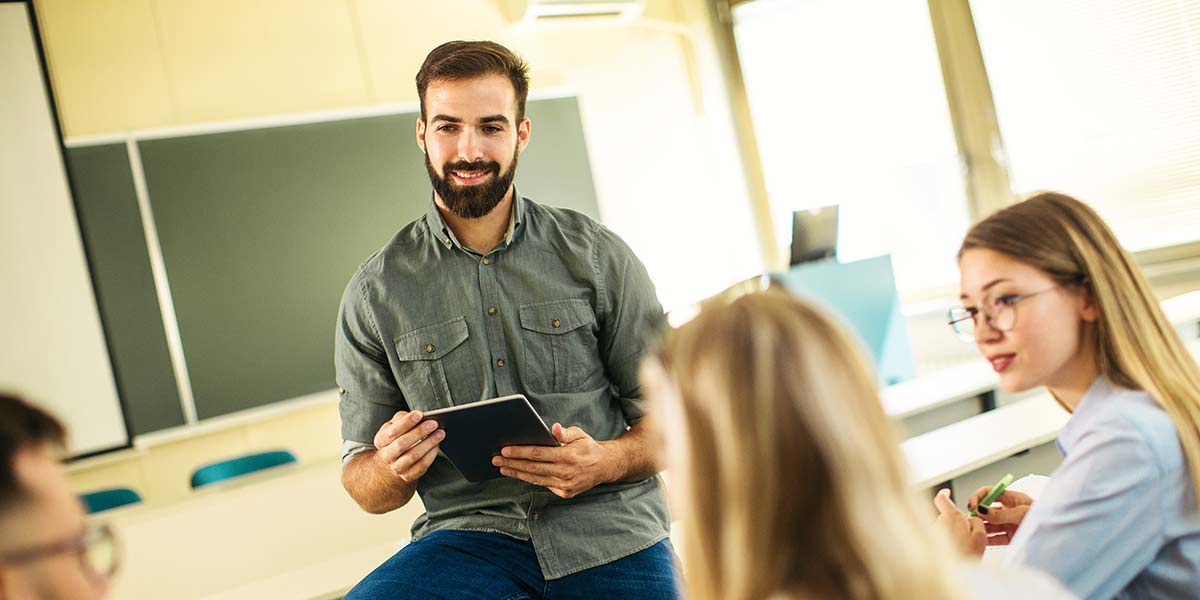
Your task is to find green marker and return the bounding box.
[970,473,1014,518]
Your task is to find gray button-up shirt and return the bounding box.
[335,192,670,579]
[1005,377,1200,599]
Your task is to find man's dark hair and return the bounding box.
[0,393,66,512]
[416,40,531,122]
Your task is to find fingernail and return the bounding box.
[977,505,989,515]
[424,421,437,431]
[500,468,510,475]
[492,457,502,466]
[410,412,422,422]
[501,448,511,457]
[435,430,445,440]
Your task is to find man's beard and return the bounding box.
[425,147,519,219]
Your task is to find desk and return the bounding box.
[100,457,422,600]
[903,338,1200,489]
[207,540,404,600]
[901,393,1068,489]
[882,360,996,419]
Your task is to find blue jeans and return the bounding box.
[344,530,680,600]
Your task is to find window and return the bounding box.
[732,0,970,292]
[972,0,1200,251]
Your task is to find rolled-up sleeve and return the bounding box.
[1007,424,1164,599]
[335,273,404,450]
[593,223,664,425]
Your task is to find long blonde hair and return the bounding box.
[652,289,963,600]
[961,191,1200,506]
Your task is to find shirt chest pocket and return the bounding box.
[519,299,601,394]
[394,317,479,411]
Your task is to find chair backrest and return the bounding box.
[189,449,298,489]
[80,487,143,514]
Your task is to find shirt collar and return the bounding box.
[509,189,526,243]
[424,188,525,252]
[425,196,456,250]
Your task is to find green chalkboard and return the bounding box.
[120,97,599,421]
[65,143,186,435]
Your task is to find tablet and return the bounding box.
[419,394,560,483]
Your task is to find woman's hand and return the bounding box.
[934,488,987,557]
[968,486,1034,546]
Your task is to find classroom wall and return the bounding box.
[35,0,766,311]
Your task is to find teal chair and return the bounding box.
[190,450,298,489]
[80,487,142,514]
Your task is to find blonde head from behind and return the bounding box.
[649,289,963,600]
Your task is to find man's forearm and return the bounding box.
[342,449,419,514]
[600,419,661,483]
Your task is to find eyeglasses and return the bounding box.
[0,522,120,581]
[947,286,1060,342]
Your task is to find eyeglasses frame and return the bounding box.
[947,285,1062,342]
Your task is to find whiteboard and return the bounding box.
[0,3,128,456]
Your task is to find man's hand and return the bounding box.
[934,488,987,557]
[493,423,617,499]
[372,410,445,483]
[968,485,1034,546]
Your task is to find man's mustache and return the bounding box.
[444,160,500,176]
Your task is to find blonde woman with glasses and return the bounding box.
[939,192,1200,599]
[644,289,1071,600]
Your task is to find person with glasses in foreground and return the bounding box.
[644,288,1071,600]
[939,192,1200,598]
[0,393,117,599]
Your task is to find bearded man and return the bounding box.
[334,40,677,599]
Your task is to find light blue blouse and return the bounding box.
[1005,377,1200,599]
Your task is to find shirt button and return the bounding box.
[551,318,561,328]
[531,512,541,521]
[425,343,435,354]
[482,257,490,265]
[487,306,498,316]
[496,359,506,368]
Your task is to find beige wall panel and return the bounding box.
[513,26,765,307]
[242,402,342,463]
[138,428,249,502]
[155,0,369,122]
[354,0,510,103]
[35,0,175,135]
[69,460,148,498]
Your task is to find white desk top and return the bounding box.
[901,393,1069,489]
[882,360,996,419]
[205,540,404,600]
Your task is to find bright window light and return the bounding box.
[971,0,1200,252]
[733,0,970,292]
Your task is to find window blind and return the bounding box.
[971,0,1200,251]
